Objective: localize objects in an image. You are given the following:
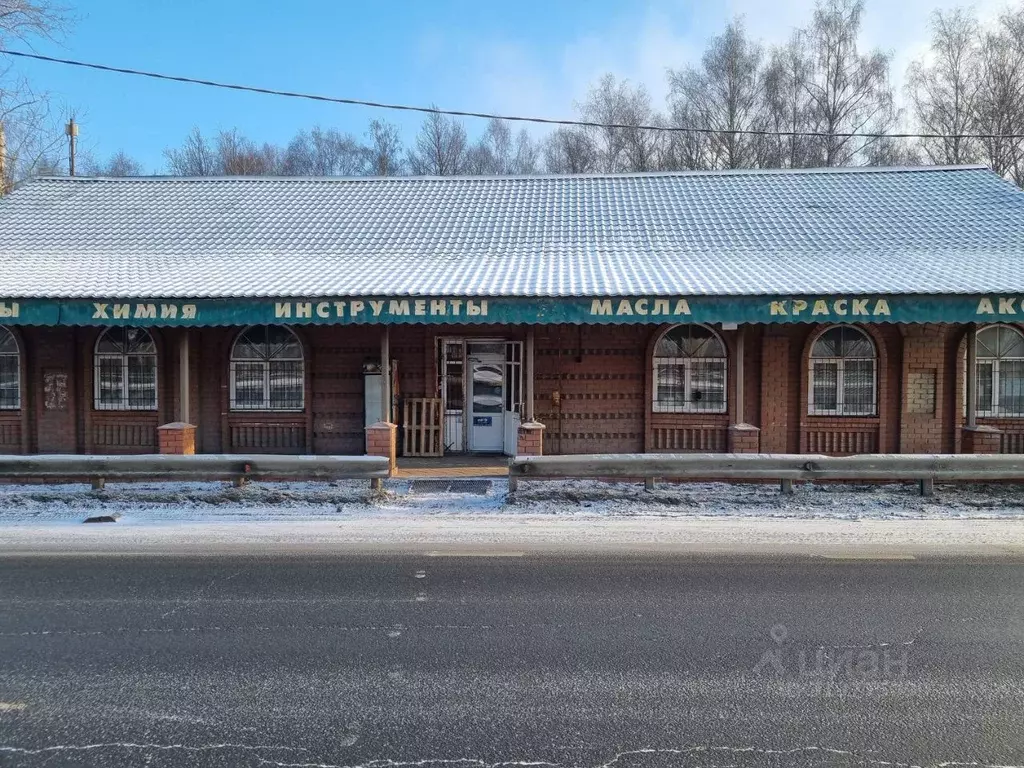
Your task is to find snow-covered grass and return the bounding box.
[1,477,1024,525]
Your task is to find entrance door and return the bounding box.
[467,343,505,452]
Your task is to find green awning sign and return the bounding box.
[0,294,1019,326]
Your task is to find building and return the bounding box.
[0,165,1022,466]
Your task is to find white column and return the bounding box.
[526,328,536,422]
[966,323,977,429]
[380,326,391,423]
[178,331,190,423]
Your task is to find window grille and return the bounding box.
[94,327,158,411]
[0,327,19,410]
[808,327,877,416]
[652,325,727,413]
[976,325,1024,417]
[229,325,304,411]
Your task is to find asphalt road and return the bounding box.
[0,553,1022,767]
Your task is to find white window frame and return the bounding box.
[0,326,20,411]
[93,328,158,412]
[229,326,305,413]
[975,324,1024,418]
[807,327,877,417]
[651,324,728,414]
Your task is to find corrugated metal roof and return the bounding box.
[0,165,1021,299]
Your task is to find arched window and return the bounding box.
[94,327,158,410]
[808,326,877,416]
[976,324,1024,417]
[230,325,304,411]
[653,324,727,413]
[0,327,20,410]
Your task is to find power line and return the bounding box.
[5,47,1024,141]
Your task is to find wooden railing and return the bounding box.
[651,425,728,452]
[1000,431,1024,454]
[91,421,157,453]
[402,398,443,457]
[803,426,879,455]
[229,422,306,454]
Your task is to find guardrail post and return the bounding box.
[919,478,935,497]
[91,477,104,491]
[644,477,656,491]
[780,479,794,495]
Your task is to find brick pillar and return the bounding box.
[365,421,397,475]
[517,421,545,456]
[728,423,761,453]
[900,326,946,454]
[961,425,1002,454]
[158,422,196,455]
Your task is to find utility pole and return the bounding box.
[65,117,78,177]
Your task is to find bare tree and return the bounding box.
[669,19,764,170]
[577,74,665,172]
[0,0,69,189]
[973,9,1024,182]
[802,0,896,166]
[513,129,540,174]
[164,128,279,175]
[163,127,218,176]
[367,119,403,176]
[907,9,982,165]
[407,109,468,175]
[216,129,279,175]
[81,149,144,176]
[282,126,368,176]
[543,127,598,174]
[759,33,815,168]
[464,119,540,175]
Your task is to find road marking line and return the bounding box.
[821,554,916,560]
[426,551,526,558]
[0,703,27,712]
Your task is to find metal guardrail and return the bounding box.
[0,454,390,489]
[508,453,1024,495]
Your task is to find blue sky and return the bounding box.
[7,0,1006,172]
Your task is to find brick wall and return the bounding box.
[11,320,1024,456]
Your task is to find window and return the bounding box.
[0,327,20,410]
[653,325,727,413]
[94,327,158,410]
[808,326,877,416]
[230,325,304,411]
[976,325,1024,417]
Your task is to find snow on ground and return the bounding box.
[0,477,1023,525]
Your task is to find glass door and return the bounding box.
[467,342,505,452]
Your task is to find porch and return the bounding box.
[396,455,509,478]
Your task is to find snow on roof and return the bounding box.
[0,165,1020,299]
